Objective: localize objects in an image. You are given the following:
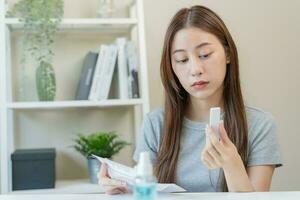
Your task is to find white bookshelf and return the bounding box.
[11,179,105,194]
[5,18,138,33]
[7,99,143,110]
[0,0,150,194]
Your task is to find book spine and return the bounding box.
[116,38,129,99]
[75,52,98,100]
[88,45,107,101]
[98,45,118,100]
[126,42,140,98]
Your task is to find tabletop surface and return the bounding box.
[1,191,300,200]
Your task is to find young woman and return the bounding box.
[99,5,282,194]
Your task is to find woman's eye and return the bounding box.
[176,58,188,63]
[199,52,212,59]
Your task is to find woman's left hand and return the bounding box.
[201,121,243,170]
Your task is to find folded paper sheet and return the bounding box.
[92,155,186,193]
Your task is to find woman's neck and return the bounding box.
[185,89,224,122]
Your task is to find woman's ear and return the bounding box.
[224,46,230,64]
[224,45,230,64]
[226,55,230,64]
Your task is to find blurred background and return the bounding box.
[1,0,299,192]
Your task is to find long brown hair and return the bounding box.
[155,5,248,192]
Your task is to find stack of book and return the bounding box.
[75,38,140,101]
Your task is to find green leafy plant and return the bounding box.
[73,132,130,159]
[7,0,64,101]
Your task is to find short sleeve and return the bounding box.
[133,114,159,164]
[247,114,282,168]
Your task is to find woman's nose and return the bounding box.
[190,56,204,76]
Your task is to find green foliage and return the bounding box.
[7,0,63,101]
[73,132,130,159]
[7,0,64,64]
[36,61,56,101]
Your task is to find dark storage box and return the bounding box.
[11,148,56,190]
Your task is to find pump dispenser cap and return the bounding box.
[137,151,153,177]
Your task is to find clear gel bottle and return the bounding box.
[133,151,157,200]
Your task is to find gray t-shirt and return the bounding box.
[133,106,282,192]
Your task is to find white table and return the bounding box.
[1,192,300,200]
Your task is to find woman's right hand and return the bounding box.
[98,163,130,195]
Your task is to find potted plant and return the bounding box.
[73,132,129,184]
[7,0,64,101]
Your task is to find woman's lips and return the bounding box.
[192,81,209,90]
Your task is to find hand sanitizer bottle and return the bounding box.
[133,151,157,200]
